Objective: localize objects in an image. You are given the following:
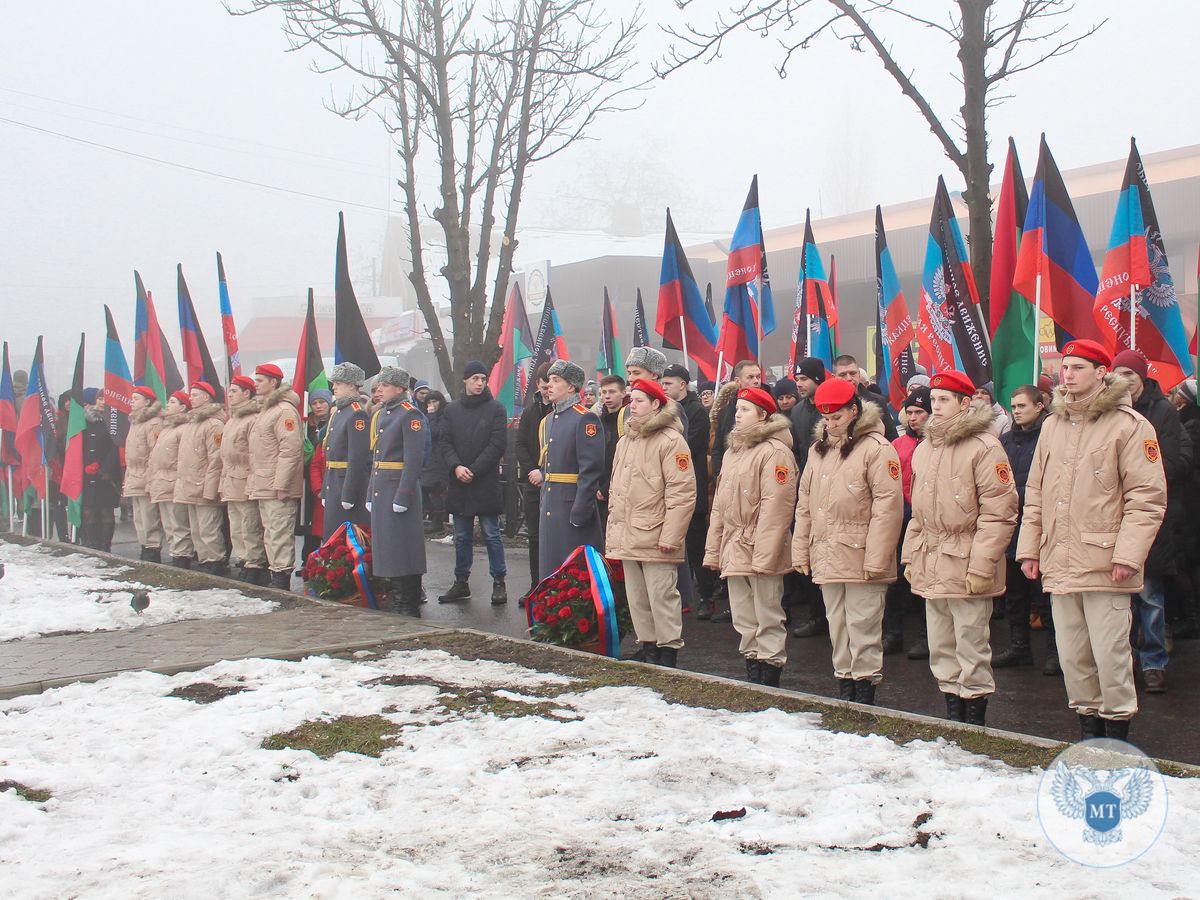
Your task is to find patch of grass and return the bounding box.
[262,714,399,758]
[0,780,51,803]
[434,688,569,720]
[168,682,250,704]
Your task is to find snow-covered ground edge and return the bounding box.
[2,647,1197,899]
[0,540,278,642]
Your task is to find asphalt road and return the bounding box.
[111,522,1200,765]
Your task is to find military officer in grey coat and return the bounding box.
[538,360,605,580]
[322,362,372,541]
[367,366,426,612]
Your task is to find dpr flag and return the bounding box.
[989,138,1038,404]
[874,206,917,409]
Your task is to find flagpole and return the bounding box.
[43,469,50,540]
[1129,283,1138,352]
[678,315,689,376]
[5,467,11,533]
[1034,271,1043,383]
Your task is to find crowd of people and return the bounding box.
[18,333,1195,743]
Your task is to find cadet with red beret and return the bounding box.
[122,386,165,562]
[793,378,903,705]
[704,386,797,686]
[175,380,228,574]
[902,369,1017,727]
[249,363,304,589]
[220,374,266,584]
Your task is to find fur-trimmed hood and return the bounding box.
[812,400,884,446]
[161,410,189,428]
[710,381,741,432]
[188,402,226,423]
[261,386,301,411]
[731,413,794,450]
[1051,373,1133,422]
[625,400,683,439]
[926,398,994,447]
[230,398,260,418]
[130,402,162,424]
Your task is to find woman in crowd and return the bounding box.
[703,387,797,687]
[220,374,265,584]
[147,391,193,568]
[422,390,449,536]
[122,386,164,562]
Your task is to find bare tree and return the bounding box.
[228,0,644,388]
[657,0,1103,313]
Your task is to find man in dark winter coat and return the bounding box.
[80,388,122,551]
[833,355,898,441]
[1170,379,1200,638]
[596,374,628,524]
[663,364,714,614]
[788,358,826,637]
[1113,350,1192,693]
[709,359,761,481]
[420,390,450,535]
[515,363,553,595]
[995,385,1058,673]
[437,361,510,605]
[321,364,371,542]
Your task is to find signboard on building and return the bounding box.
[524,261,550,320]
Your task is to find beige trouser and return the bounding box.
[926,597,994,699]
[186,503,226,565]
[623,560,684,650]
[727,574,787,666]
[159,501,193,560]
[130,495,164,550]
[822,582,886,683]
[1052,591,1137,720]
[228,500,266,569]
[259,498,298,573]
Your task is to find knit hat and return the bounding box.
[1061,339,1112,369]
[698,380,716,395]
[663,363,690,382]
[255,363,285,381]
[772,378,799,400]
[170,390,192,410]
[1177,379,1198,404]
[132,386,157,402]
[329,362,366,387]
[308,388,334,406]
[630,378,668,407]
[794,357,826,385]
[547,359,585,390]
[376,366,410,388]
[190,380,216,398]
[737,386,777,416]
[625,346,667,377]
[414,379,430,392]
[929,370,975,396]
[907,374,931,389]
[813,378,856,413]
[463,360,488,380]
[230,375,256,393]
[903,385,932,413]
[82,387,101,405]
[1111,349,1149,380]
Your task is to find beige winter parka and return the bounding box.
[792,403,904,584]
[1015,374,1166,594]
[121,403,163,498]
[247,386,304,500]
[146,409,188,504]
[605,402,697,565]
[218,399,259,502]
[703,414,797,577]
[174,402,227,505]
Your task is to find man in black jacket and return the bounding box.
[789,358,827,638]
[1113,350,1192,693]
[833,354,898,441]
[709,359,761,480]
[80,388,123,552]
[515,362,552,596]
[437,361,510,605]
[663,364,715,614]
[995,385,1057,672]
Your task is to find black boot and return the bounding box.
[656,647,678,668]
[438,580,471,603]
[625,641,656,662]
[245,567,269,587]
[695,598,714,620]
[944,693,966,722]
[269,570,291,590]
[759,662,782,688]
[882,632,904,655]
[992,635,1034,668]
[490,578,507,605]
[203,561,229,578]
[140,546,161,563]
[1078,714,1106,740]
[170,556,191,570]
[792,616,828,638]
[853,679,877,706]
[906,637,929,659]
[837,678,856,701]
[710,607,732,623]
[1104,718,1131,742]
[965,696,988,727]
[1042,649,1062,676]
[745,658,761,683]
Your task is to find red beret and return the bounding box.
[230,374,256,392]
[1061,339,1112,369]
[629,378,668,407]
[255,363,285,381]
[132,386,157,402]
[737,386,777,416]
[170,390,192,410]
[929,369,976,396]
[1111,349,1148,380]
[813,378,857,414]
[1037,374,1054,395]
[189,380,216,398]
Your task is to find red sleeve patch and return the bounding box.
[584,422,598,437]
[887,459,901,481]
[283,419,296,432]
[775,464,789,485]
[410,418,422,432]
[995,462,1012,484]
[1144,439,1160,463]
[676,453,690,471]
[354,419,366,431]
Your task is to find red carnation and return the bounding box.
[557,606,571,620]
[576,618,591,633]
[532,608,546,623]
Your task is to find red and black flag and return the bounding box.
[334,212,381,377]
[134,271,183,404]
[294,288,329,403]
[177,264,223,400]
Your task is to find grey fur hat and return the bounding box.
[376,366,410,389]
[329,361,366,386]
[547,359,585,390]
[625,346,667,377]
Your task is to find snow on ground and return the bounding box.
[2,648,1197,898]
[0,541,277,642]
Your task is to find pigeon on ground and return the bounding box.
[129,589,151,616]
[0,561,5,580]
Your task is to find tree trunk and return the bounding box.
[956,0,995,322]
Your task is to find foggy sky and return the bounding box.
[1,0,1197,386]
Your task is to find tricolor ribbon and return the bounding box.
[320,521,378,610]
